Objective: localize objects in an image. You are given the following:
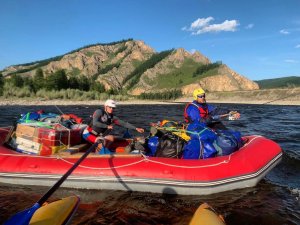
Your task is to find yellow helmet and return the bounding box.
[193,88,205,100]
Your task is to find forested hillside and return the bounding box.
[255,76,300,89]
[0,39,259,100]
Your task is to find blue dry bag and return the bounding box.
[215,129,243,156]
[183,122,218,159]
[98,147,113,155]
[147,136,159,156]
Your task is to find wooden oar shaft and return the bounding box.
[37,142,98,205]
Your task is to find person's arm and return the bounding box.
[92,109,109,128]
[209,106,240,120]
[206,104,224,120]
[113,116,144,133]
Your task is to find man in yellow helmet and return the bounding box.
[183,88,240,129]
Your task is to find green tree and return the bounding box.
[33,68,45,91]
[0,73,3,87]
[10,74,24,87]
[23,77,34,91]
[77,75,90,91]
[138,89,182,100]
[193,62,222,77]
[46,70,68,90]
[90,81,106,92]
[107,88,119,95]
[69,76,80,89]
[0,73,4,95]
[123,49,174,89]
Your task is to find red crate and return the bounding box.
[35,127,82,147]
[0,127,11,144]
[61,128,82,146]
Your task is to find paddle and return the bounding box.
[4,142,99,225]
[189,203,226,225]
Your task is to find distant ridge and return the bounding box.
[1,39,133,76]
[255,76,300,89]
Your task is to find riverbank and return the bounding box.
[0,99,178,106]
[0,98,299,106]
[177,87,300,105]
[1,88,299,106]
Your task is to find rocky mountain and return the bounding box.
[1,39,259,95]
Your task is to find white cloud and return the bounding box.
[181,26,187,31]
[284,59,299,63]
[280,29,290,34]
[183,17,239,35]
[296,44,300,48]
[245,24,254,29]
[190,17,214,30]
[196,20,239,34]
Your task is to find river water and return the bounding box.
[0,103,299,225]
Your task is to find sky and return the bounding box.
[0,0,299,80]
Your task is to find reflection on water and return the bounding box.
[0,103,299,224]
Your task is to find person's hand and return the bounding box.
[95,136,104,143]
[229,111,240,120]
[136,128,144,133]
[149,121,160,127]
[234,112,241,119]
[107,125,113,129]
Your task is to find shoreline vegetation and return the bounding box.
[0,98,299,106]
[1,88,299,106]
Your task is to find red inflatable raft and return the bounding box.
[0,128,282,195]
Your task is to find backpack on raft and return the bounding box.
[18,111,60,124]
[154,132,185,158]
[183,123,218,159]
[183,122,243,159]
[214,129,243,156]
[147,119,190,157]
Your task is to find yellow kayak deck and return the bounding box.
[189,203,226,225]
[29,196,80,225]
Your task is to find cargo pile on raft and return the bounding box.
[6,110,243,159]
[7,111,86,155]
[0,110,282,195]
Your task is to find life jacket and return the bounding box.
[89,109,113,135]
[61,114,83,124]
[184,102,209,123]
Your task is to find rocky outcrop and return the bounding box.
[99,40,155,90]
[192,50,211,64]
[181,65,259,95]
[44,41,155,78]
[131,48,211,95]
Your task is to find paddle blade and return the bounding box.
[4,203,40,225]
[189,203,226,225]
[4,142,97,225]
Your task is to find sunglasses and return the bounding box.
[197,95,205,98]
